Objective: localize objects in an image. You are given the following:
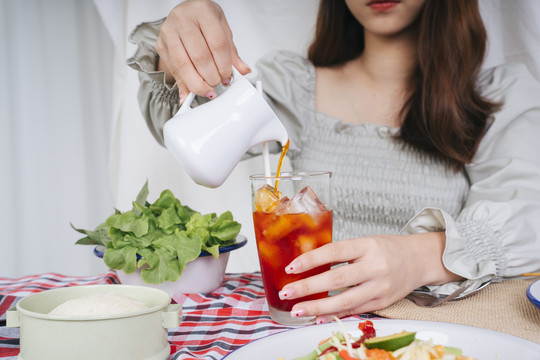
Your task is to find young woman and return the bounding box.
[127,0,540,323]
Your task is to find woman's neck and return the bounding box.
[356,30,418,85]
[315,27,419,127]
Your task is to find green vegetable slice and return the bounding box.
[443,346,462,356]
[364,331,416,351]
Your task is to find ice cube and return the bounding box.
[273,196,291,215]
[255,184,282,213]
[278,186,327,214]
[294,235,317,254]
[261,214,296,243]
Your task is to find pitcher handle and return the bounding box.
[176,92,196,115]
[175,66,241,116]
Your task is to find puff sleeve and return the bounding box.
[126,19,180,146]
[402,63,540,295]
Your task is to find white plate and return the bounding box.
[223,319,540,360]
[527,279,540,310]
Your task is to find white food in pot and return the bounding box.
[49,294,148,316]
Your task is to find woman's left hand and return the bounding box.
[278,232,462,322]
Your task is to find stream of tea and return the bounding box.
[273,140,289,192]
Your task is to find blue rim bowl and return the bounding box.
[526,279,540,310]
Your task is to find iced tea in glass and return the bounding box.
[250,171,332,325]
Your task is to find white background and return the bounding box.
[1,0,539,278]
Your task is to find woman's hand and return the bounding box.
[278,232,462,323]
[156,0,251,102]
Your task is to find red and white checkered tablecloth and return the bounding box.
[0,271,367,359]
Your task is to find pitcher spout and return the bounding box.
[274,122,289,147]
[249,116,289,149]
[277,125,289,147]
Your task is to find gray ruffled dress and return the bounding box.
[127,20,540,295]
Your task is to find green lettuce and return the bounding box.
[72,181,241,284]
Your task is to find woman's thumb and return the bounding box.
[232,54,251,75]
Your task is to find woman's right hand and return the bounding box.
[156,0,251,102]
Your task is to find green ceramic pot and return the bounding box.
[7,285,181,360]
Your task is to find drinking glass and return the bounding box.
[250,171,332,325]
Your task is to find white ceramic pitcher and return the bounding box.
[163,67,289,188]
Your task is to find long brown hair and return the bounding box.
[308,0,501,169]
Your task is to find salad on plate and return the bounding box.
[286,319,473,360]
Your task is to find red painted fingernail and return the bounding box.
[316,316,332,324]
[205,91,216,99]
[291,309,305,317]
[285,262,298,274]
[279,288,294,300]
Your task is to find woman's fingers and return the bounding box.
[220,17,251,76]
[156,49,190,103]
[156,0,250,98]
[197,14,235,85]
[286,239,368,275]
[194,9,251,85]
[280,233,456,320]
[280,262,368,300]
[159,18,215,97]
[280,235,424,319]
[176,78,189,104]
[293,282,394,320]
[180,13,224,88]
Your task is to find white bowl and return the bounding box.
[94,235,247,295]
